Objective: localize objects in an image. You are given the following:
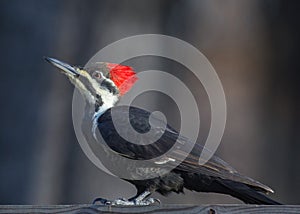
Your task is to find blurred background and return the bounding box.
[0,0,299,205]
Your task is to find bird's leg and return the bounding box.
[93,190,160,206]
[133,190,151,201]
[130,190,160,205]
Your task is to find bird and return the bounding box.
[45,57,281,205]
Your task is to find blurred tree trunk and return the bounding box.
[262,1,300,204]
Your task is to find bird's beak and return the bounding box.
[44,56,96,104]
[44,57,80,77]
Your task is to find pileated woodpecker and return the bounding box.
[45,57,280,205]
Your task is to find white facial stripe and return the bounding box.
[74,69,120,140]
[77,68,119,110]
[78,69,114,96]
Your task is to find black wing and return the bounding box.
[96,105,273,194]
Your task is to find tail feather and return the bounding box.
[220,179,281,205]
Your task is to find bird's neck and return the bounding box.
[93,91,119,120]
[88,91,119,138]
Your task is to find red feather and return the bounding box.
[107,63,138,95]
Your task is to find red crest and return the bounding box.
[107,63,138,95]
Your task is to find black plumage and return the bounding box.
[91,106,280,205]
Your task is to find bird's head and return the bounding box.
[45,57,138,115]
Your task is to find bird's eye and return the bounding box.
[93,71,103,79]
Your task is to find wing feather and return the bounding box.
[97,106,274,194]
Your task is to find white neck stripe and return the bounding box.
[92,91,119,140]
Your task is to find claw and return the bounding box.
[133,197,160,206]
[93,197,111,205]
[113,198,134,206]
[152,198,161,205]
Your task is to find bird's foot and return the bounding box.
[133,197,160,206]
[93,197,160,206]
